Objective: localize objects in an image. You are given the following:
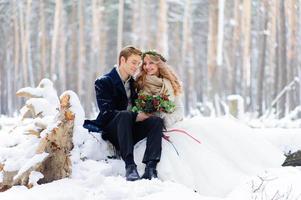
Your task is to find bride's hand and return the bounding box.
[136,112,150,122]
[146,112,155,117]
[145,112,161,118]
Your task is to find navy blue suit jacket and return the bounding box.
[84,67,138,132]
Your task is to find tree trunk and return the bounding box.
[286,0,298,112]
[241,0,251,102]
[156,0,168,56]
[50,0,62,80]
[69,1,78,92]
[207,0,219,101]
[278,0,288,118]
[25,0,34,86]
[257,1,269,116]
[268,0,277,101]
[182,0,195,114]
[39,0,47,78]
[13,0,20,114]
[58,2,66,93]
[98,1,106,75]
[274,0,280,105]
[19,1,28,87]
[131,0,141,46]
[117,0,124,62]
[77,0,86,101]
[231,0,241,94]
[89,0,103,114]
[297,0,301,108]
[264,0,276,113]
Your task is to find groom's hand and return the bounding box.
[136,112,150,122]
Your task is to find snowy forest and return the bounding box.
[1,0,301,119]
[1,1,301,200]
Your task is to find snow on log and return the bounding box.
[0,92,75,191]
[16,78,59,108]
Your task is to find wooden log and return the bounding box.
[0,93,75,190]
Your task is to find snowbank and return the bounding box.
[253,128,301,154]
[227,167,301,199]
[134,116,285,196]
[0,93,299,200]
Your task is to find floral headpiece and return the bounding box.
[142,50,167,62]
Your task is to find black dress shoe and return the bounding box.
[125,165,140,181]
[141,167,158,180]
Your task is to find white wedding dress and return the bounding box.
[133,93,284,197]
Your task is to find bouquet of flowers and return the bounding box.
[132,92,176,114]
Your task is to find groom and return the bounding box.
[84,46,164,181]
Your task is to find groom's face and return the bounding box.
[122,54,141,76]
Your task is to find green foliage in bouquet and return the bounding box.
[132,92,176,114]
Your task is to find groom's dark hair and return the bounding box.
[119,46,142,65]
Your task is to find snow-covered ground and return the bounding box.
[1,113,301,200]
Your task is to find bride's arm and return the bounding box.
[161,95,184,128]
[160,79,184,128]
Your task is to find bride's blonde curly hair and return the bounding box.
[136,51,182,96]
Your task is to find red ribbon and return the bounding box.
[164,128,201,144]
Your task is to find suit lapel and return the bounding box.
[110,68,127,97]
[130,78,137,103]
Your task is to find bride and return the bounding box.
[133,50,284,196]
[134,50,204,187]
[135,50,184,128]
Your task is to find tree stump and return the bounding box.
[35,94,74,184]
[282,150,301,166]
[227,95,244,119]
[0,94,74,191]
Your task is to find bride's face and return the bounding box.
[143,56,159,76]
